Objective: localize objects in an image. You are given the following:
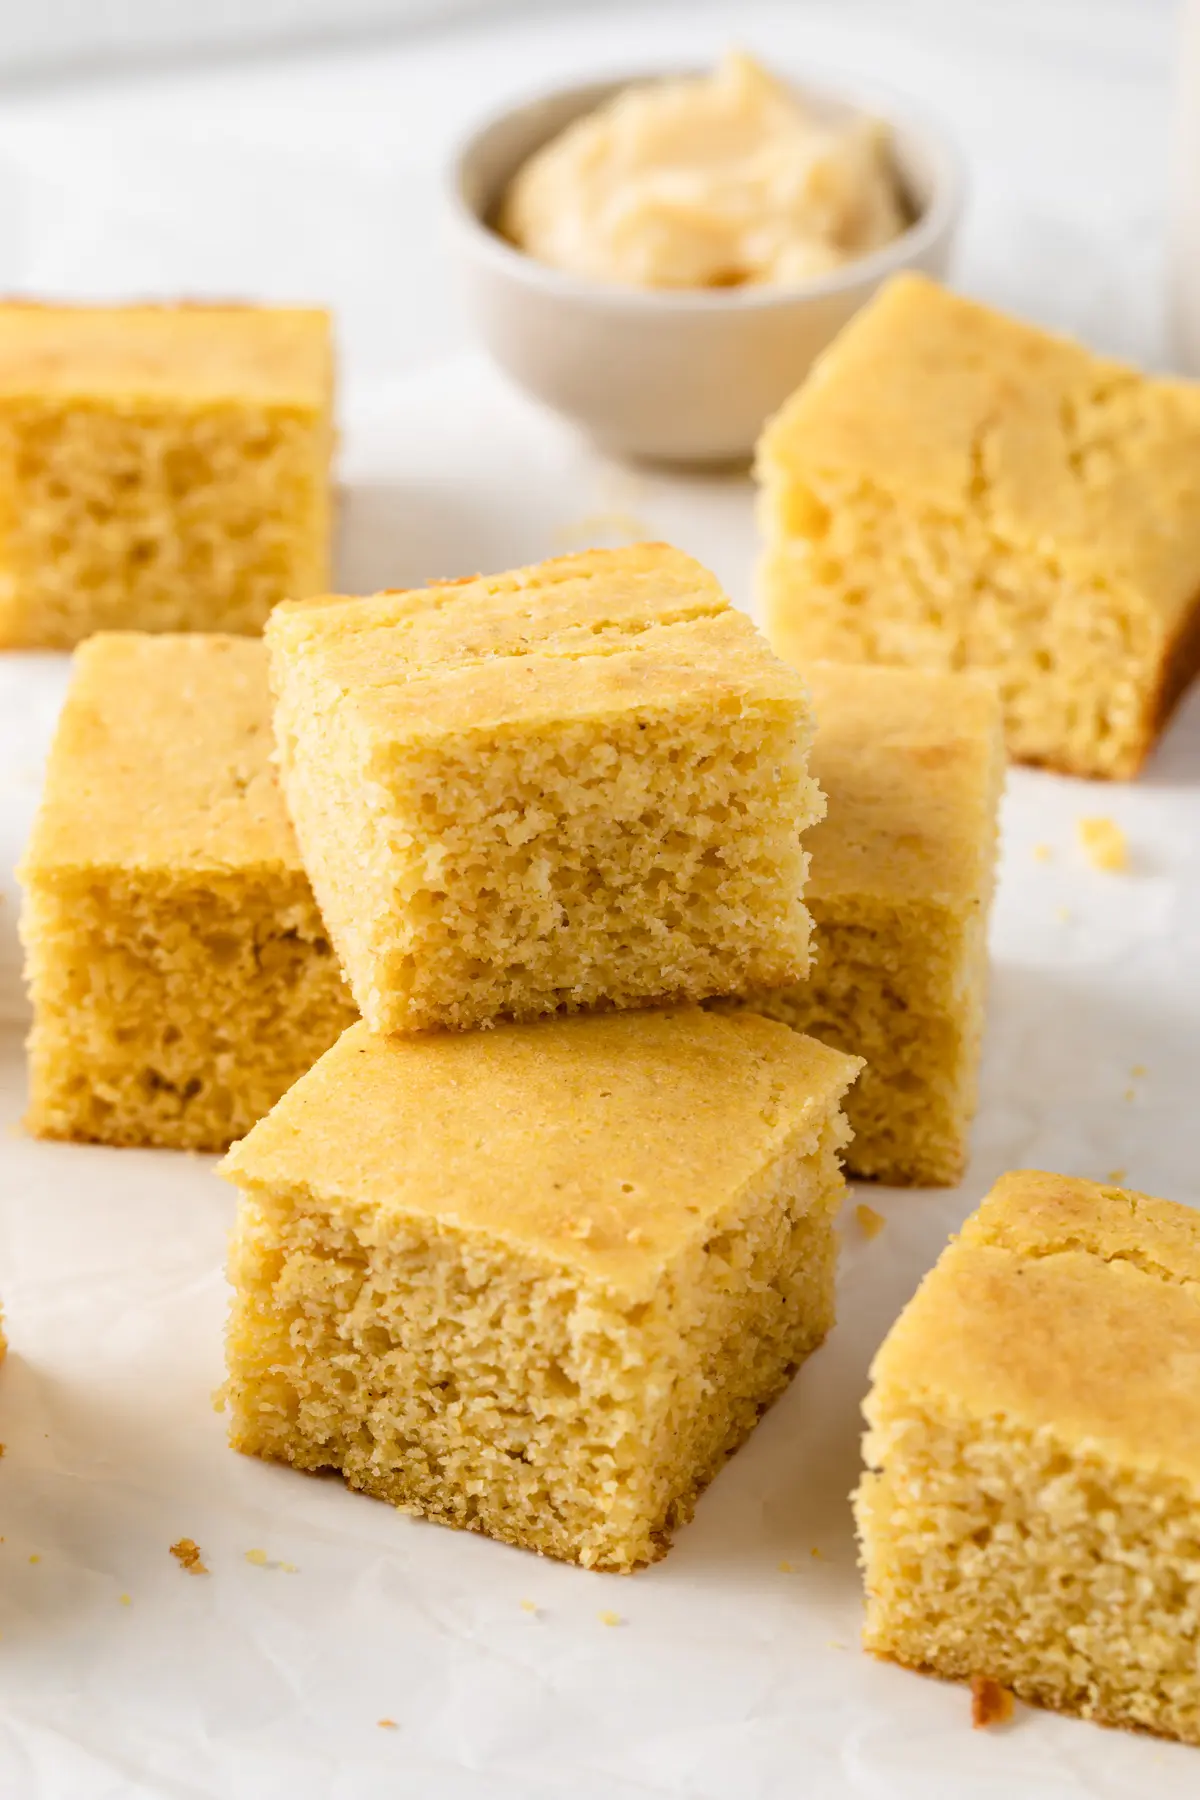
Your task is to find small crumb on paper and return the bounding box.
[778,1559,794,1574]
[520,1598,538,1614]
[1124,1087,1136,1104]
[28,1554,40,1565]
[169,1538,207,1575]
[1131,1063,1147,1080]
[970,1673,1015,1729]
[598,1610,622,1627]
[1078,816,1128,871]
[551,509,652,550]
[855,1203,885,1240]
[119,1593,132,1606]
[810,1547,822,1560]
[1032,843,1052,863]
[1055,905,1072,924]
[244,1548,269,1567]
[279,1561,297,1574]
[1107,1168,1128,1186]
[377,1718,398,1730]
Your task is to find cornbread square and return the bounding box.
[0,303,332,648]
[856,1170,1200,1744]
[221,1008,861,1572]
[758,273,1200,778]
[19,634,355,1150]
[268,543,824,1034]
[735,662,1005,1185]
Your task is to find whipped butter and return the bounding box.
[499,53,908,292]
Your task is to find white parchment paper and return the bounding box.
[0,5,1197,1794]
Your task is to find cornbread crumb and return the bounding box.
[244,1548,268,1567]
[279,1561,297,1574]
[857,1169,1200,1744]
[19,634,355,1150]
[810,1547,822,1560]
[221,1009,860,1572]
[1032,843,1053,863]
[268,544,823,1035]
[119,1593,131,1606]
[1107,1168,1128,1185]
[169,1538,207,1575]
[598,1611,622,1628]
[778,1559,795,1573]
[377,1719,398,1731]
[1056,906,1073,924]
[1124,1087,1137,1103]
[0,302,332,647]
[551,509,653,547]
[1078,816,1128,871]
[726,662,1004,1185]
[971,1675,1015,1729]
[758,274,1200,778]
[28,1554,40,1565]
[856,1203,886,1240]
[520,1599,539,1614]
[1132,1063,1148,1079]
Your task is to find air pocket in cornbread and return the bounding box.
[267,543,824,1034]
[758,274,1200,778]
[856,1169,1200,1743]
[221,1008,861,1572]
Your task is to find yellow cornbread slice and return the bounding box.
[758,273,1200,778]
[733,661,1005,1185]
[19,634,355,1150]
[0,302,332,647]
[221,1008,861,1572]
[856,1169,1200,1744]
[267,543,824,1034]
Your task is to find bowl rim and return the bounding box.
[445,62,967,314]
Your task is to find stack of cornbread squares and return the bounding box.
[11,278,1200,1741]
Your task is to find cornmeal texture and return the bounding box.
[733,662,1004,1185]
[221,1008,861,1572]
[20,634,355,1150]
[0,303,332,647]
[758,273,1200,778]
[856,1169,1200,1744]
[267,543,824,1034]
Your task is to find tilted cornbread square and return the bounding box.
[220,1008,861,1572]
[856,1170,1200,1744]
[20,634,356,1150]
[267,543,824,1034]
[758,273,1200,778]
[0,303,332,647]
[735,662,1005,1185]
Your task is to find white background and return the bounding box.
[0,3,1199,1796]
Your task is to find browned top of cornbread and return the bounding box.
[220,1010,861,1299]
[803,661,1004,905]
[0,302,330,405]
[871,1170,1200,1483]
[759,273,1200,623]
[267,543,812,745]
[22,634,303,879]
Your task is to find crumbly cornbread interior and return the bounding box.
[20,633,355,1150]
[222,1009,860,1572]
[268,543,824,1034]
[856,1169,1200,1744]
[735,662,1005,1185]
[0,304,332,648]
[758,273,1200,778]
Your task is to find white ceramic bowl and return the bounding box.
[446,69,965,464]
